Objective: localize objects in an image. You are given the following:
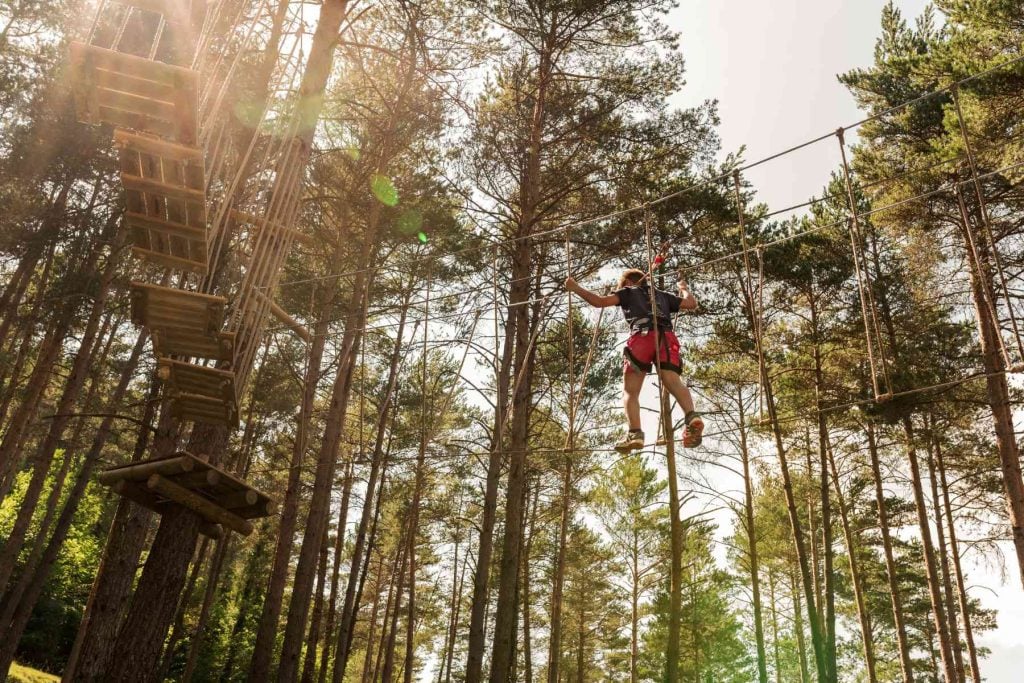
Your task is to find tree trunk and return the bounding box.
[826,442,877,682]
[933,427,981,681]
[809,295,838,683]
[158,538,211,681]
[953,199,1024,588]
[64,375,162,682]
[925,426,965,682]
[301,524,331,683]
[248,296,332,679]
[182,537,232,683]
[738,388,769,683]
[0,232,124,594]
[0,329,147,670]
[791,570,810,683]
[901,416,958,683]
[546,461,572,683]
[863,421,916,681]
[331,282,412,681]
[318,461,354,683]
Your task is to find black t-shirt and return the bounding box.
[614,285,681,332]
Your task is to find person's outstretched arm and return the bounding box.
[677,272,697,310]
[565,277,619,308]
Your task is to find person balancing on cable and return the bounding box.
[565,267,703,452]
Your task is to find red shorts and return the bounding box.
[624,330,681,375]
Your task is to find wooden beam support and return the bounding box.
[147,474,253,535]
[254,289,311,342]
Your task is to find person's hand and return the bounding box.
[564,276,578,292]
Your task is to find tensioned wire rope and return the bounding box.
[263,153,1024,341]
[239,57,1024,475]
[268,53,1024,293]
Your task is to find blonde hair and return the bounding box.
[618,268,646,289]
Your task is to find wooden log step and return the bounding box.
[98,106,177,140]
[68,42,199,144]
[70,41,196,88]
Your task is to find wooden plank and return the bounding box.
[68,42,99,124]
[169,394,238,428]
[126,211,207,242]
[70,43,195,86]
[98,105,177,139]
[131,246,207,274]
[122,173,205,203]
[130,280,225,306]
[114,129,202,163]
[151,332,234,363]
[96,87,176,124]
[98,454,194,485]
[95,67,176,102]
[147,474,253,535]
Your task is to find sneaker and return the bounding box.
[615,429,645,453]
[682,417,704,448]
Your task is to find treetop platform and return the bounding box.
[98,452,277,537]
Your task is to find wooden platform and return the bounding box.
[158,358,238,428]
[130,281,234,361]
[116,130,208,273]
[98,452,276,537]
[69,42,199,144]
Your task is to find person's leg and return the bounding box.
[623,366,645,430]
[659,370,695,415]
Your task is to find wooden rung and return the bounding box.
[131,246,207,275]
[123,173,205,203]
[114,129,203,163]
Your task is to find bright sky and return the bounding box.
[655,1,1024,679]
